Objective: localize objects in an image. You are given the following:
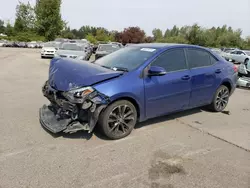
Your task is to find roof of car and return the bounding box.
[129,43,200,49]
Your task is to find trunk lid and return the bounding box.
[49,58,123,91]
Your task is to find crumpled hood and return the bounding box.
[49,58,123,91]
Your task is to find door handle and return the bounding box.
[215,69,221,74]
[181,75,191,80]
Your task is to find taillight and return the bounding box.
[233,65,238,72]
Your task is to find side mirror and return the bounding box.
[148,66,167,76]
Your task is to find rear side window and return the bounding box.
[237,51,245,55]
[186,48,216,68]
[152,48,187,72]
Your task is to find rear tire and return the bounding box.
[98,100,137,140]
[207,85,230,112]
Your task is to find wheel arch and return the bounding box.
[220,79,232,93]
[109,94,142,121]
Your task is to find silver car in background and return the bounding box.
[41,42,59,58]
[95,44,121,60]
[237,59,250,88]
[54,43,87,60]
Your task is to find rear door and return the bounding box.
[186,48,220,108]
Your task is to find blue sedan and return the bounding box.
[40,43,238,139]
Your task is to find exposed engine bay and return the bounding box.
[40,81,110,134]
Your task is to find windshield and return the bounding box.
[98,45,120,52]
[60,43,83,51]
[245,51,250,56]
[43,42,57,47]
[94,46,157,71]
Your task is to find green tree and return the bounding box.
[5,22,14,36]
[0,19,5,34]
[152,28,163,41]
[61,27,75,39]
[35,0,63,41]
[78,26,97,39]
[14,2,35,32]
[95,28,110,42]
[86,34,97,44]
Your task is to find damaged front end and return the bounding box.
[39,81,110,134]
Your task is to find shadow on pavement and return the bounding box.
[135,108,203,129]
[40,108,204,140]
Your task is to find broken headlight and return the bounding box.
[63,86,94,103]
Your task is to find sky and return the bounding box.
[1,0,250,37]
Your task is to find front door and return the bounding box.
[144,48,191,119]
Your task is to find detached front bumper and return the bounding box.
[39,82,110,134]
[40,105,72,133]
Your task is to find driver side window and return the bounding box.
[151,48,187,72]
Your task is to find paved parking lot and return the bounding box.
[0,48,250,188]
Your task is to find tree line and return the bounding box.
[0,0,249,49]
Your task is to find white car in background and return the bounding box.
[0,40,6,47]
[27,41,37,48]
[41,42,58,58]
[223,50,250,64]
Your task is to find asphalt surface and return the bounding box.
[0,48,250,188]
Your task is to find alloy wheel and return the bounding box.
[215,87,229,111]
[107,105,135,135]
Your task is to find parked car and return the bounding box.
[211,48,223,57]
[237,59,250,88]
[40,43,238,140]
[125,43,134,47]
[223,50,250,64]
[4,41,14,47]
[27,41,37,48]
[41,42,59,58]
[82,43,93,60]
[0,40,6,47]
[54,43,88,60]
[19,42,28,48]
[109,42,123,48]
[55,38,68,43]
[95,44,120,60]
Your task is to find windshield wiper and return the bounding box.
[100,65,128,72]
[101,65,112,70]
[112,67,128,72]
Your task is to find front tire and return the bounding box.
[98,100,137,140]
[208,85,230,112]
